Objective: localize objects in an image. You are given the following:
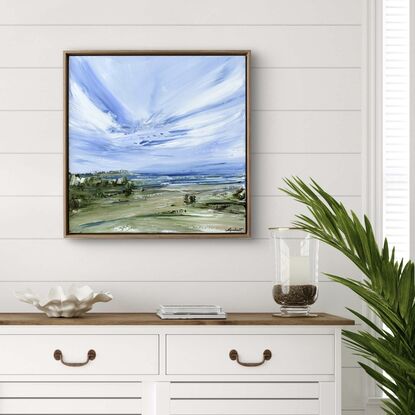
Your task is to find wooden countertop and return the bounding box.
[0,313,354,326]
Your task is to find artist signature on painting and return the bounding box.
[226,227,244,232]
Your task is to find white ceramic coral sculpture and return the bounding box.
[15,285,113,317]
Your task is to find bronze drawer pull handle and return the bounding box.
[53,349,96,367]
[229,349,272,367]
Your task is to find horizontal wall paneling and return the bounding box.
[0,0,363,25]
[0,68,361,111]
[0,237,362,283]
[0,26,361,68]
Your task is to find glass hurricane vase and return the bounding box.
[269,228,319,317]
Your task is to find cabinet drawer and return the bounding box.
[171,399,319,415]
[171,382,319,399]
[0,398,141,414]
[167,334,334,375]
[0,335,158,375]
[0,382,142,398]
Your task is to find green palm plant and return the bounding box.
[281,177,415,415]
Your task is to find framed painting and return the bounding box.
[64,51,250,238]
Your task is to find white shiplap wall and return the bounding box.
[0,0,368,412]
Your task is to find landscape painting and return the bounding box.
[64,51,250,237]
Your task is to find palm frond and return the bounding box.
[281,177,415,415]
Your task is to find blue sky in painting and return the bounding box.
[68,55,246,174]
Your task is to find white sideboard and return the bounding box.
[0,313,353,415]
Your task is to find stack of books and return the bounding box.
[156,305,227,320]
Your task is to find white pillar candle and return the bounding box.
[288,256,310,285]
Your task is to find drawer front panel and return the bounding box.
[171,382,319,399]
[0,382,142,398]
[167,334,334,375]
[0,398,141,414]
[170,399,319,414]
[0,335,158,375]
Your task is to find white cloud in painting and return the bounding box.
[68,55,246,174]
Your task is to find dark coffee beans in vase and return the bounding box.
[273,284,318,306]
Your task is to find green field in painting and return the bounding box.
[68,175,246,234]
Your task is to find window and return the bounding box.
[383,0,410,260]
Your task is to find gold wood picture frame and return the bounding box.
[64,50,250,238]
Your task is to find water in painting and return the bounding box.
[67,54,247,234]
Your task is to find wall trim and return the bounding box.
[361,0,384,406]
